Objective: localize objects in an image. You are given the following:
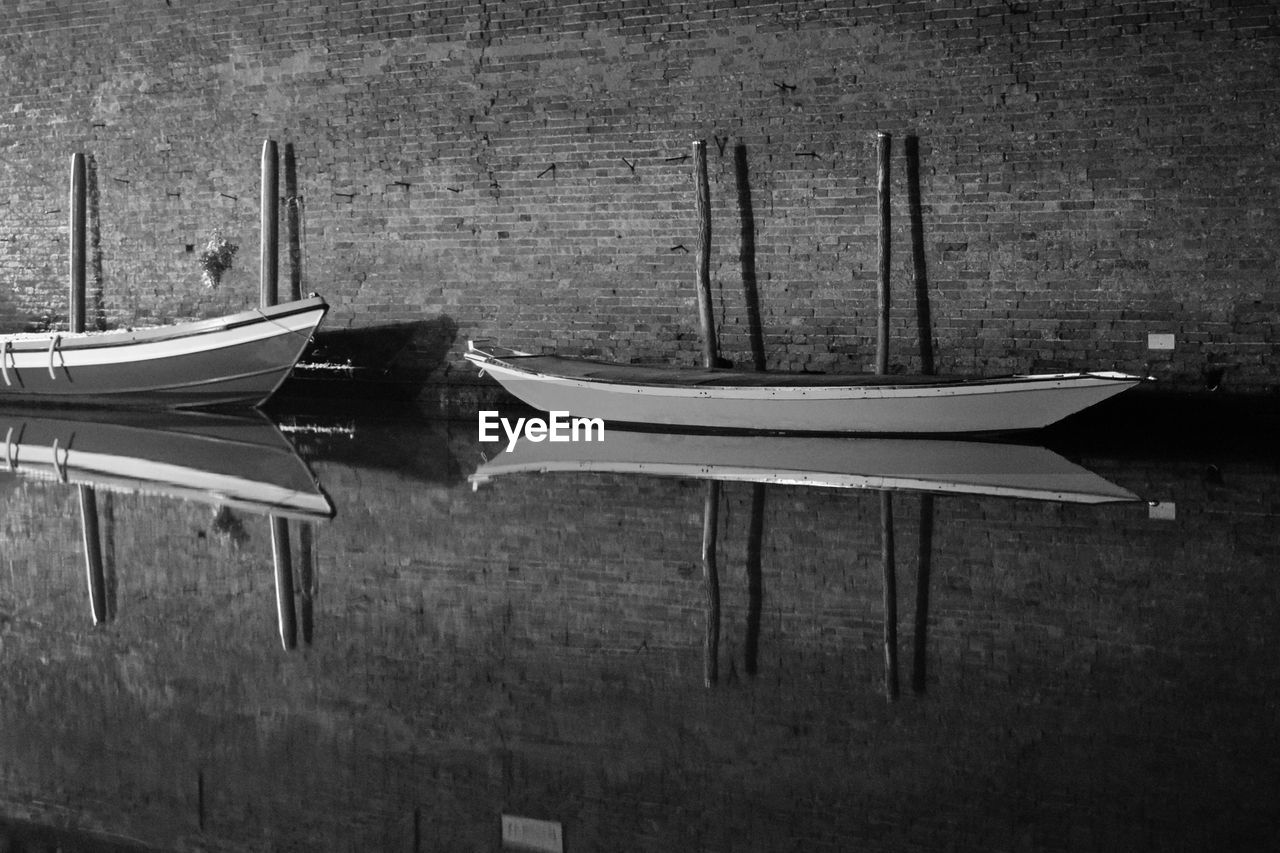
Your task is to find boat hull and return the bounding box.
[0,296,327,409]
[465,346,1144,434]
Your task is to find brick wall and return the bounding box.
[0,1,1276,393]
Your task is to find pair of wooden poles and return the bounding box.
[689,132,934,377]
[260,138,306,309]
[67,139,298,316]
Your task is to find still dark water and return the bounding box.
[0,404,1276,852]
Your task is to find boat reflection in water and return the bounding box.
[472,428,1142,696]
[0,406,332,645]
[469,430,1141,504]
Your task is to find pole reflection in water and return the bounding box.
[913,494,935,694]
[0,405,333,644]
[298,520,316,645]
[271,515,297,650]
[701,480,721,687]
[268,517,321,651]
[744,482,765,677]
[78,484,109,625]
[880,490,899,701]
[471,428,1144,696]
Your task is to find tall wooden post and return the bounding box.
[876,132,891,376]
[693,140,718,369]
[69,153,87,334]
[260,139,279,309]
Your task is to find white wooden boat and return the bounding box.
[0,406,333,519]
[469,429,1141,504]
[464,343,1144,434]
[0,295,327,409]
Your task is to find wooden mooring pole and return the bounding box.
[260,139,279,309]
[69,152,87,334]
[693,140,718,369]
[876,132,891,376]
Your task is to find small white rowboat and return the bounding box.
[0,295,327,409]
[464,343,1145,434]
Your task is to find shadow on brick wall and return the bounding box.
[279,314,458,405]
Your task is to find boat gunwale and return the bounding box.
[0,295,328,354]
[464,347,1145,396]
[469,458,1141,504]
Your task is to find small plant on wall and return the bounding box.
[198,230,239,288]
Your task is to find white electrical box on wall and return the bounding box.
[1147,333,1176,351]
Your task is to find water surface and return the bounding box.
[0,407,1276,851]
